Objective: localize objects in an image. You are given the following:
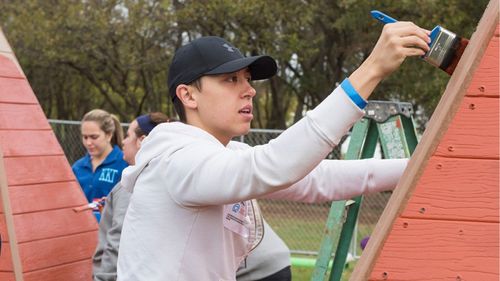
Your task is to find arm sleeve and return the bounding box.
[93,185,131,281]
[168,86,366,206]
[261,158,408,203]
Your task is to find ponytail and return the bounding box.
[110,114,123,148]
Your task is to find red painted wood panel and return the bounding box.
[0,55,23,79]
[13,208,97,243]
[0,272,14,281]
[0,77,38,104]
[19,231,97,272]
[8,181,87,214]
[3,155,75,186]
[0,241,14,270]
[467,26,499,97]
[0,130,64,157]
[0,181,86,215]
[434,96,499,159]
[0,209,96,242]
[0,31,98,281]
[369,218,499,281]
[402,156,499,222]
[0,231,97,272]
[0,103,51,130]
[24,259,93,281]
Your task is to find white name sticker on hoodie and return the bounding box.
[223,202,251,238]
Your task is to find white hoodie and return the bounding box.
[117,86,407,281]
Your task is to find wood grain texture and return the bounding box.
[0,29,24,77]
[0,77,38,104]
[0,231,97,272]
[0,272,15,281]
[12,208,97,243]
[0,28,13,53]
[0,262,92,281]
[0,152,24,280]
[7,181,87,214]
[0,130,64,157]
[19,231,97,272]
[3,155,75,186]
[403,156,499,222]
[369,218,499,281]
[0,103,51,130]
[350,1,499,279]
[467,25,499,97]
[434,96,499,159]
[0,240,14,270]
[24,259,93,281]
[0,28,96,281]
[0,55,23,79]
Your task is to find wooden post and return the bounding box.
[0,150,24,281]
[350,0,499,280]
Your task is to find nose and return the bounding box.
[84,138,93,147]
[242,81,256,99]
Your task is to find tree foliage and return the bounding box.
[0,0,489,129]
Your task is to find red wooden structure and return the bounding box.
[352,1,499,280]
[0,29,97,281]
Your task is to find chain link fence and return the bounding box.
[49,119,391,258]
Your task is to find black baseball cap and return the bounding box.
[167,36,277,101]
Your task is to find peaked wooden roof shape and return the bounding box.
[351,0,499,280]
[0,29,97,281]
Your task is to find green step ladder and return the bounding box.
[311,101,418,281]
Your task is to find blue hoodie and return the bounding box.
[72,145,128,202]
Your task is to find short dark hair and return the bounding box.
[172,79,202,123]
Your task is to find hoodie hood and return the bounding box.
[120,122,224,193]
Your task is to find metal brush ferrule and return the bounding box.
[424,26,457,68]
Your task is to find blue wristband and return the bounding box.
[340,78,367,109]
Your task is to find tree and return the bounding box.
[0,0,489,128]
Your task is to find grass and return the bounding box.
[291,258,357,281]
[257,199,385,280]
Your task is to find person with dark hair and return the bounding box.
[93,112,171,281]
[72,109,128,203]
[117,21,430,281]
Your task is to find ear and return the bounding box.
[137,135,147,147]
[176,84,198,110]
[105,133,113,143]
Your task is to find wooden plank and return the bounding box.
[24,259,92,281]
[434,96,499,159]
[18,231,97,272]
[0,78,38,104]
[0,206,94,242]
[350,2,499,279]
[0,241,14,270]
[368,218,499,281]
[0,28,13,53]
[0,29,24,77]
[0,272,15,281]
[12,208,97,243]
[0,231,97,272]
[8,181,87,214]
[403,157,499,222]
[0,151,24,280]
[0,130,64,157]
[0,55,23,79]
[0,104,51,130]
[3,155,75,186]
[467,25,499,97]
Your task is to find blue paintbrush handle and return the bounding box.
[370,10,398,24]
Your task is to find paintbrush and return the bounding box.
[371,10,469,75]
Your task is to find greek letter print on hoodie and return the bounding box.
[72,145,128,202]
